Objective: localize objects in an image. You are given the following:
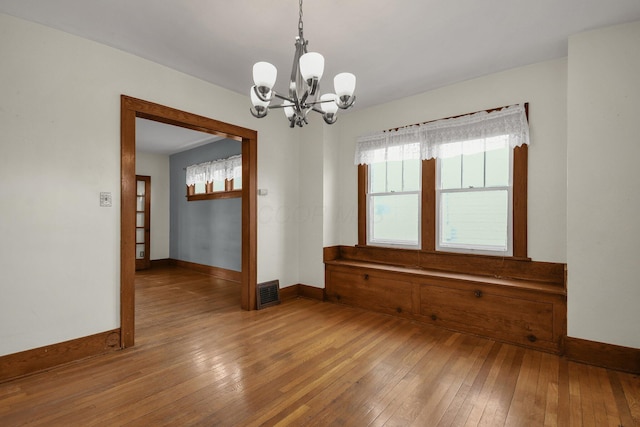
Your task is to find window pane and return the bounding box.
[233,176,242,190]
[462,140,484,188]
[387,160,403,192]
[370,194,419,245]
[370,162,386,193]
[485,137,509,187]
[136,180,145,196]
[403,159,421,192]
[212,180,225,192]
[440,155,461,189]
[440,190,508,250]
[194,182,206,194]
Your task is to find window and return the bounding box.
[356,104,529,258]
[436,136,512,255]
[186,155,242,201]
[367,145,421,248]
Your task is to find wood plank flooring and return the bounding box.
[1,265,638,426]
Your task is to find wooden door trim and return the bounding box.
[121,95,258,348]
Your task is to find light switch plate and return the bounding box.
[100,192,112,207]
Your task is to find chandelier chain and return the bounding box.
[298,0,304,37]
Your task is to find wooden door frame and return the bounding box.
[120,95,258,348]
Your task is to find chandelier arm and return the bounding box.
[252,85,272,103]
[272,92,294,103]
[250,107,268,119]
[323,115,337,125]
[336,95,356,109]
[299,88,311,108]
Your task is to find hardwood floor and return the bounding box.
[1,265,639,426]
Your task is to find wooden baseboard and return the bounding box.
[169,259,242,283]
[279,285,299,301]
[279,284,325,302]
[298,284,325,301]
[150,258,172,268]
[0,329,121,383]
[565,336,640,374]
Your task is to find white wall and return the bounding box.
[136,151,170,260]
[297,120,325,288]
[335,59,568,263]
[0,13,300,356]
[567,20,640,348]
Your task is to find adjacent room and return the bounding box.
[1,1,639,425]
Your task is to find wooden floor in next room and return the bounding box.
[0,265,639,426]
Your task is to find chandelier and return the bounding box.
[249,0,356,128]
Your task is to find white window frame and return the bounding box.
[435,140,514,256]
[366,159,422,249]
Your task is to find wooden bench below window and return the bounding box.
[324,246,567,354]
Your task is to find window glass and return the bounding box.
[462,139,485,188]
[387,160,403,192]
[370,194,420,245]
[403,159,421,192]
[437,135,513,255]
[439,190,509,251]
[370,162,386,194]
[234,176,243,190]
[194,182,206,194]
[368,155,421,248]
[485,137,509,187]
[440,154,461,190]
[213,180,225,192]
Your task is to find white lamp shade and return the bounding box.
[334,72,356,98]
[299,52,324,81]
[283,100,295,118]
[320,93,338,114]
[250,87,270,108]
[253,62,277,89]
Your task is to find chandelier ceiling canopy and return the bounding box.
[249,0,356,128]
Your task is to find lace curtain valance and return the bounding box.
[354,104,529,165]
[186,155,242,186]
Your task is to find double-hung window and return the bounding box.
[367,143,421,248]
[437,136,512,255]
[356,104,529,258]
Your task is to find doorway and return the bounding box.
[120,95,258,348]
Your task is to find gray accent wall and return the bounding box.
[170,139,242,271]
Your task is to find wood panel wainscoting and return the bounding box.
[0,329,121,383]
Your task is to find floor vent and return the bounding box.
[257,280,280,310]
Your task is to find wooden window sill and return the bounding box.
[187,190,242,201]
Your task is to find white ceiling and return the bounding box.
[135,118,224,155]
[3,1,640,150]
